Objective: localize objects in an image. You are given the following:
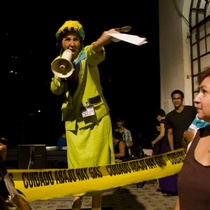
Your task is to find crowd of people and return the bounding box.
[149,76,210,209]
[49,18,210,210]
[2,18,210,210]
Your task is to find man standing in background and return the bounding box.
[167,89,197,151]
[164,89,197,196]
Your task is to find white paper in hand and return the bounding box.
[109,33,148,46]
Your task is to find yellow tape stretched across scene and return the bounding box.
[7,148,186,202]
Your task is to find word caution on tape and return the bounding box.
[7,148,186,202]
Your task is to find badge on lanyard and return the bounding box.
[81,105,95,118]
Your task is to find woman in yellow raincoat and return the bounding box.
[50,20,119,210]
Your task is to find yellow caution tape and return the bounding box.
[7,148,186,202]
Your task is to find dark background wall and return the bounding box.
[1,2,160,148]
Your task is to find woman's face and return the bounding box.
[194,76,210,122]
[61,32,81,60]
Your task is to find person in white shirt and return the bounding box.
[115,118,133,156]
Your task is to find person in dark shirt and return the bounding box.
[166,89,197,150]
[165,90,197,196]
[151,109,177,196]
[151,109,167,155]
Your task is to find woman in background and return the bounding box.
[151,109,178,196]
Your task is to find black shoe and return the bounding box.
[162,191,178,196]
[170,191,178,196]
[156,188,161,192]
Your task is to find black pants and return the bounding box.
[0,180,9,200]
